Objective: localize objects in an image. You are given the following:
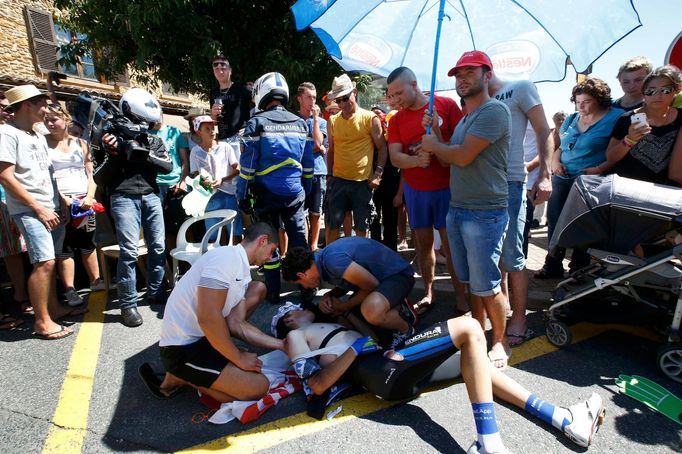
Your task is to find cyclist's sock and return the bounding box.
[525,394,571,431]
[472,402,505,453]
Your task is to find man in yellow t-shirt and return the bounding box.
[326,74,387,243]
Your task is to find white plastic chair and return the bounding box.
[169,209,237,284]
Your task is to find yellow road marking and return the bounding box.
[42,292,107,454]
[183,321,662,453]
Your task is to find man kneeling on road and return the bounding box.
[273,304,605,453]
[139,222,284,402]
[282,237,418,349]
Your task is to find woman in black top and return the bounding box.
[605,65,682,186]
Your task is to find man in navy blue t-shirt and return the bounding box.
[282,237,417,348]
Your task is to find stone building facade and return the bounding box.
[0,0,201,117]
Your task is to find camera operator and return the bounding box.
[101,88,172,327]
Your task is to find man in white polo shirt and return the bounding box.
[142,222,284,402]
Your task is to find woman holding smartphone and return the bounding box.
[604,65,682,186]
[535,78,624,279]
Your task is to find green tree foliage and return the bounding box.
[53,0,346,102]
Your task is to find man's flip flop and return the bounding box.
[507,327,535,347]
[34,325,73,340]
[138,363,181,399]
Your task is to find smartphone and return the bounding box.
[631,112,648,127]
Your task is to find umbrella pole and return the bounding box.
[426,0,447,134]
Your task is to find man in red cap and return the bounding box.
[421,51,512,370]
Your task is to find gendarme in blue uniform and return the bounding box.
[237,105,313,199]
[237,104,314,302]
[314,237,413,293]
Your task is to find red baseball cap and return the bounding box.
[447,50,493,76]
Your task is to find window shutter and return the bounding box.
[24,6,58,73]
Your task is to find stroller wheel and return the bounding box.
[545,320,572,348]
[657,344,682,383]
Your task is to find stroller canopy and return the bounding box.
[550,175,682,253]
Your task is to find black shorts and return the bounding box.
[159,337,229,388]
[57,222,97,258]
[342,321,458,401]
[374,272,415,308]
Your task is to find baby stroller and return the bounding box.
[543,175,682,382]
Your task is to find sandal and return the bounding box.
[507,327,535,347]
[34,325,73,340]
[18,300,34,315]
[0,314,25,330]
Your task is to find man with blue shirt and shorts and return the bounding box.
[297,82,327,251]
[422,51,512,369]
[281,237,418,348]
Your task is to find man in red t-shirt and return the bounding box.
[386,67,467,314]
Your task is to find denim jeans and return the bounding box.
[544,174,590,272]
[110,192,166,309]
[499,181,526,272]
[546,174,577,245]
[12,212,65,264]
[205,190,244,238]
[446,206,509,296]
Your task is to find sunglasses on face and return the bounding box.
[643,85,675,96]
[336,94,351,103]
[212,62,230,69]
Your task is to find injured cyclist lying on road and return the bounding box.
[272,302,605,454]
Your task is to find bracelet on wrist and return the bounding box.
[623,136,638,147]
[621,138,635,149]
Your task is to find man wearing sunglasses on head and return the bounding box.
[325,74,387,244]
[208,55,252,142]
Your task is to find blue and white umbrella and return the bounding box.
[292,0,642,93]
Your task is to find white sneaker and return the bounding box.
[563,393,605,447]
[466,441,511,454]
[90,278,106,291]
[65,288,84,307]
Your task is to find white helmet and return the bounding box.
[253,72,289,111]
[119,87,162,123]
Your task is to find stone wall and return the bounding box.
[0,0,53,80]
[0,0,204,110]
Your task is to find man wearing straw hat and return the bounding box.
[0,85,84,340]
[325,74,387,243]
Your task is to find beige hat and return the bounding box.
[184,106,207,120]
[5,84,48,107]
[328,74,355,100]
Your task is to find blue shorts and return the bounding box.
[403,183,450,230]
[446,206,508,297]
[499,181,526,272]
[306,175,327,215]
[13,212,65,264]
[205,191,243,236]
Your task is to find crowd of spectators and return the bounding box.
[0,51,681,416]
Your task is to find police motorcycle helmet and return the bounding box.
[119,87,162,124]
[252,72,289,112]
